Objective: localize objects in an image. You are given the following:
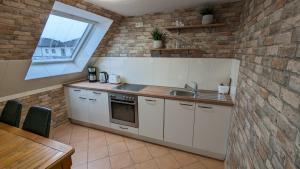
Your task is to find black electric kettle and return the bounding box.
[99,72,109,83]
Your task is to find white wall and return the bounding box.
[94,57,237,91]
[0,59,96,97]
[229,59,240,101]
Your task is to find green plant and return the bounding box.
[151,28,166,41]
[200,6,214,15]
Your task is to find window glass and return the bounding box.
[32,14,90,62]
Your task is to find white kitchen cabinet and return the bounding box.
[164,100,195,147]
[67,88,89,123]
[88,91,110,127]
[111,123,139,135]
[138,96,164,140]
[66,87,110,127]
[193,103,232,156]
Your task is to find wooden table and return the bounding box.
[0,123,74,169]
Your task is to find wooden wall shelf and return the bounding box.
[163,23,226,31]
[150,48,206,57]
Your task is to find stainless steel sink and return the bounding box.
[169,90,196,97]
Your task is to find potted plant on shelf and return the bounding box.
[151,28,166,49]
[200,6,215,25]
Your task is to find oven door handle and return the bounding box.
[110,100,136,105]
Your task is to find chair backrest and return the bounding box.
[0,100,22,127]
[22,106,52,138]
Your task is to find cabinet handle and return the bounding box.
[145,99,156,102]
[89,99,96,101]
[79,97,87,100]
[93,92,102,95]
[73,89,81,92]
[119,126,128,130]
[179,103,193,107]
[198,105,212,109]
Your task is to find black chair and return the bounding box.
[22,106,52,138]
[0,100,22,127]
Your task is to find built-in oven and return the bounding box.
[109,92,138,128]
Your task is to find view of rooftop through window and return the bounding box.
[32,14,90,62]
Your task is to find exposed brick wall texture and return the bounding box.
[0,87,68,129]
[101,1,242,58]
[0,0,123,60]
[226,0,300,168]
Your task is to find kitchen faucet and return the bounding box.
[184,81,198,96]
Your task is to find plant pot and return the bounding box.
[153,40,163,49]
[202,15,214,24]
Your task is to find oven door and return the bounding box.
[109,99,138,128]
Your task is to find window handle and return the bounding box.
[79,97,86,100]
[93,92,102,95]
[73,89,81,92]
[89,99,96,101]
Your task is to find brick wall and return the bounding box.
[101,1,242,58]
[226,0,300,168]
[0,87,67,130]
[0,0,123,60]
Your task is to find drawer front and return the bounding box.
[111,123,139,135]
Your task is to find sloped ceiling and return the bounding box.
[0,0,123,97]
[85,0,239,16]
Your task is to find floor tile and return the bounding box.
[147,144,170,158]
[122,166,136,169]
[109,141,128,156]
[89,136,107,148]
[106,133,124,145]
[72,163,87,169]
[71,141,88,153]
[89,128,106,139]
[135,159,159,169]
[110,152,133,169]
[129,147,152,163]
[88,146,109,162]
[155,154,180,169]
[198,157,224,169]
[72,151,88,166]
[53,124,224,169]
[70,131,89,144]
[181,161,207,169]
[170,150,199,167]
[125,138,146,150]
[88,157,111,169]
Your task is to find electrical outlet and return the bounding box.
[135,22,143,28]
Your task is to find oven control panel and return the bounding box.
[109,93,137,102]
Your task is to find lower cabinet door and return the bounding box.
[164,100,195,147]
[193,103,232,156]
[88,91,110,128]
[67,88,89,123]
[138,96,164,140]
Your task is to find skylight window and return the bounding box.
[32,13,92,63]
[25,1,113,80]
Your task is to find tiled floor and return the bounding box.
[52,123,224,169]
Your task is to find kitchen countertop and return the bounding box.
[64,81,234,106]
